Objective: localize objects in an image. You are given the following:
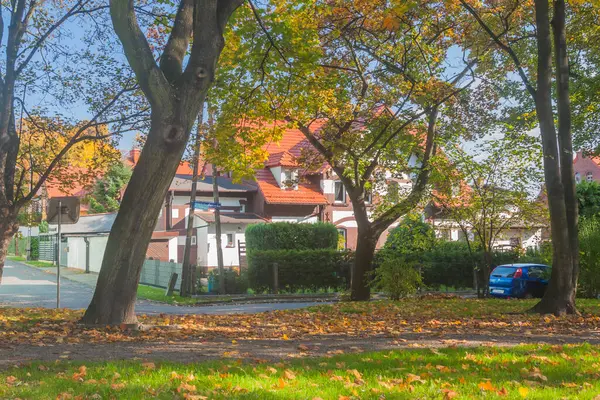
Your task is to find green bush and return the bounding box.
[423,241,477,289]
[245,222,338,251]
[371,250,422,299]
[209,268,249,294]
[579,217,600,298]
[247,249,350,293]
[30,237,39,260]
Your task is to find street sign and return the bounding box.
[46,196,81,309]
[191,201,221,210]
[47,197,80,225]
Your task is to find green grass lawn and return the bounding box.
[1,344,599,399]
[7,255,54,268]
[135,284,201,305]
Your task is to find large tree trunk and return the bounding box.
[530,0,577,315]
[0,208,18,283]
[81,111,197,325]
[350,223,378,301]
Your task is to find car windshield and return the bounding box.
[491,267,516,278]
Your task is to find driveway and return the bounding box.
[0,259,322,315]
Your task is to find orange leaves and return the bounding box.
[283,369,296,380]
[478,380,495,391]
[382,15,400,31]
[442,388,459,399]
[5,375,18,386]
[71,366,87,382]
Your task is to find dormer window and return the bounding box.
[281,168,298,190]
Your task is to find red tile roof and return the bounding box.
[256,169,327,205]
[265,151,298,168]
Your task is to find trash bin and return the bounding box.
[207,275,215,293]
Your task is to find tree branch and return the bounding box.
[110,0,170,108]
[460,0,537,99]
[159,0,194,82]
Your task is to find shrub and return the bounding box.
[209,267,249,294]
[247,249,350,293]
[371,250,422,299]
[245,222,338,251]
[384,214,436,255]
[30,237,39,260]
[579,217,600,298]
[423,240,477,290]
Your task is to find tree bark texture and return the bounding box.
[81,0,243,325]
[212,164,225,295]
[0,207,18,283]
[350,225,378,301]
[82,114,196,324]
[530,0,577,315]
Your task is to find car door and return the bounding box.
[526,266,548,297]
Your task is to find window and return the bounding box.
[337,228,347,249]
[587,172,593,182]
[334,181,346,203]
[365,189,373,204]
[575,172,581,183]
[171,208,179,218]
[226,233,235,248]
[191,236,197,245]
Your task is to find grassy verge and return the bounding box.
[1,344,599,399]
[135,284,201,305]
[7,255,54,268]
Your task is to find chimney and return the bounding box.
[130,148,141,165]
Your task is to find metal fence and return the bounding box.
[140,259,182,290]
[38,234,57,262]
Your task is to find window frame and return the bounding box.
[226,233,235,248]
[334,181,346,203]
[337,228,347,249]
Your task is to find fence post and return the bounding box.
[272,262,279,294]
[154,259,160,286]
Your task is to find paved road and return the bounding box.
[0,260,323,315]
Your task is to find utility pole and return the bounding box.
[180,104,205,297]
[212,162,225,294]
[208,107,225,295]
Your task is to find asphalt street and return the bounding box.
[0,259,322,315]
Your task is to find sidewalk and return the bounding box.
[40,266,98,287]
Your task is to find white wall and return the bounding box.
[89,236,108,272]
[205,223,246,267]
[270,166,282,187]
[65,235,108,273]
[196,226,208,267]
[168,237,178,262]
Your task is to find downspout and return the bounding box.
[83,237,90,274]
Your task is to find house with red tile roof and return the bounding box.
[573,151,600,184]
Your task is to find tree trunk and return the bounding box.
[530,0,577,315]
[180,109,204,297]
[0,208,18,283]
[350,224,378,301]
[212,163,225,294]
[81,111,196,325]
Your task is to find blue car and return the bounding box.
[489,263,552,298]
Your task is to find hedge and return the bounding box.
[245,222,338,251]
[247,249,351,293]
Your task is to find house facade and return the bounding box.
[573,151,600,184]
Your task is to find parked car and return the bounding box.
[489,263,551,299]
